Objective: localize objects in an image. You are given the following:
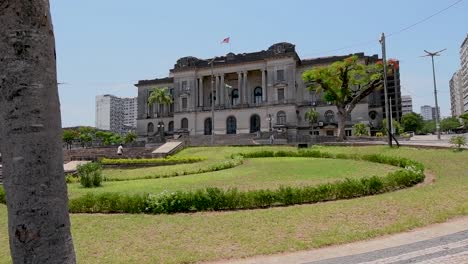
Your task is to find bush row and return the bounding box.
[0,186,5,204]
[235,150,424,171]
[104,155,244,182]
[67,166,424,214]
[100,156,205,165]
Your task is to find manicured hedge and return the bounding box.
[67,163,424,214]
[0,186,5,204]
[101,157,205,166]
[1,150,426,215]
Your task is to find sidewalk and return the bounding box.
[208,217,468,264]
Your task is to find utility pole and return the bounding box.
[422,49,445,140]
[210,58,215,145]
[380,33,392,147]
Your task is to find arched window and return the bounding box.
[181,118,188,130]
[157,121,164,134]
[226,116,237,134]
[147,122,154,133]
[277,111,286,125]
[325,110,335,123]
[254,87,262,104]
[250,114,261,133]
[204,118,212,135]
[369,111,378,120]
[231,89,239,106]
[168,121,174,132]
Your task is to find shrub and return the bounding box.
[375,132,384,137]
[101,157,205,166]
[77,162,103,188]
[353,123,369,136]
[68,193,146,213]
[0,186,5,204]
[450,135,467,151]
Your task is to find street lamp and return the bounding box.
[208,57,225,145]
[157,121,164,142]
[421,49,446,140]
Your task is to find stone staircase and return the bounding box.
[189,134,260,146]
[152,141,184,158]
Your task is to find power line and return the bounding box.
[304,0,464,57]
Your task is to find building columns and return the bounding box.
[243,71,248,104]
[220,74,225,106]
[261,69,266,102]
[215,75,220,106]
[237,72,242,104]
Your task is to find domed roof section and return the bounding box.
[226,52,236,61]
[174,56,202,69]
[268,42,295,54]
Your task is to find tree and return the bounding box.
[304,109,319,126]
[450,135,467,151]
[302,56,383,140]
[63,129,79,149]
[400,112,424,132]
[0,1,76,263]
[460,113,468,128]
[78,126,95,148]
[353,123,369,136]
[148,87,173,142]
[382,118,404,135]
[420,121,436,135]
[440,117,461,132]
[124,132,137,144]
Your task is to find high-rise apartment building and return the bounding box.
[95,94,138,133]
[401,95,413,116]
[460,35,468,112]
[450,71,464,117]
[420,105,433,121]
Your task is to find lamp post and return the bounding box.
[422,49,446,140]
[157,121,164,142]
[379,33,392,147]
[208,57,225,145]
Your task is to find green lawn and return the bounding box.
[69,157,395,199]
[102,146,296,181]
[1,146,467,264]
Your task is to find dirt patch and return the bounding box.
[417,170,436,187]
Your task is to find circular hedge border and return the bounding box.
[58,150,425,214]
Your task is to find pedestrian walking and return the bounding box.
[117,144,124,156]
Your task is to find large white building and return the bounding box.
[420,105,433,121]
[460,35,468,112]
[449,71,463,117]
[401,95,413,115]
[95,94,137,133]
[135,43,402,141]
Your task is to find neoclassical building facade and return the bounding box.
[135,43,401,140]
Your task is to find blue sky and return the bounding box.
[50,0,468,127]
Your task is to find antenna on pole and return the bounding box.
[421,48,446,140]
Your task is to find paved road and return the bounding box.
[211,217,468,264]
[307,231,468,264]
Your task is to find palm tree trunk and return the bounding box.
[0,1,76,263]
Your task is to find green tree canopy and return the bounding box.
[302,55,383,140]
[124,132,137,144]
[304,109,319,125]
[353,123,369,136]
[63,129,79,149]
[148,87,173,141]
[440,117,461,132]
[400,112,424,132]
[459,113,468,128]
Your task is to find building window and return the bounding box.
[147,122,154,133]
[226,116,237,134]
[250,114,261,133]
[254,87,262,104]
[277,70,285,82]
[182,81,188,91]
[204,118,212,135]
[325,110,335,123]
[369,111,378,120]
[346,129,352,137]
[231,89,239,105]
[182,97,188,110]
[277,111,286,125]
[181,118,188,130]
[277,88,285,101]
[168,121,174,132]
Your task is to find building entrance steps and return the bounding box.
[152,141,184,158]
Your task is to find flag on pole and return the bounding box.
[220,37,230,44]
